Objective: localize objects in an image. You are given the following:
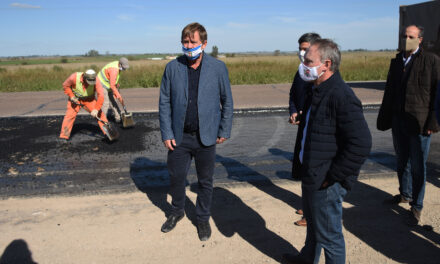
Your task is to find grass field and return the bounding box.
[0,51,395,93]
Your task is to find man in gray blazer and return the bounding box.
[159,22,233,241]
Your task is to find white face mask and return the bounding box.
[298,50,306,63]
[298,62,324,82]
[119,67,124,71]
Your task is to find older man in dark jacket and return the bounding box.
[283,39,372,264]
[377,25,439,226]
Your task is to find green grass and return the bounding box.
[0,54,176,66]
[0,51,395,93]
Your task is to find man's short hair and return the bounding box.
[405,24,424,38]
[312,39,341,72]
[181,22,207,43]
[298,33,321,45]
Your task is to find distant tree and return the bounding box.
[85,49,100,57]
[211,46,219,58]
[60,57,68,63]
[274,49,281,56]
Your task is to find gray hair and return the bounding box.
[312,39,341,72]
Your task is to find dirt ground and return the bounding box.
[0,177,439,264]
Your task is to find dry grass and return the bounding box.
[0,51,396,93]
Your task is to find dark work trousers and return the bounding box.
[167,132,216,222]
[391,115,431,211]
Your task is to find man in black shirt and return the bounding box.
[159,22,234,241]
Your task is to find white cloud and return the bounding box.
[10,2,41,9]
[117,14,135,22]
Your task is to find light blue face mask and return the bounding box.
[182,44,203,60]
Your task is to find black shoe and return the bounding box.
[197,221,211,241]
[282,253,312,264]
[161,213,184,233]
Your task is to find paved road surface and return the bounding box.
[0,82,385,117]
[1,109,439,198]
[1,83,440,264]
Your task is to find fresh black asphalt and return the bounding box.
[1,109,439,198]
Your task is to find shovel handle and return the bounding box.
[95,116,109,126]
[76,102,107,124]
[123,105,129,114]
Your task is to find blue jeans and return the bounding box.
[299,182,347,264]
[392,116,431,211]
[167,132,216,222]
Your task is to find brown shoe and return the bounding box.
[296,209,303,215]
[390,194,412,204]
[407,207,422,226]
[294,217,307,227]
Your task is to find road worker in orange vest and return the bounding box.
[59,69,109,140]
[98,57,129,123]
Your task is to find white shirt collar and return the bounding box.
[403,46,420,66]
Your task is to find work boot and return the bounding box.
[197,221,211,241]
[58,137,69,143]
[161,213,184,233]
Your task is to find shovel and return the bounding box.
[79,102,120,141]
[95,116,120,141]
[121,104,135,128]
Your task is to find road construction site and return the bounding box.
[0,83,439,264]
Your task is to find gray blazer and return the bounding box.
[159,53,233,146]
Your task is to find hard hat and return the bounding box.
[83,69,96,85]
[119,57,130,70]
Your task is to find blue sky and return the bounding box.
[0,0,427,56]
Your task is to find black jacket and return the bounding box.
[292,71,372,191]
[377,49,440,134]
[289,71,312,115]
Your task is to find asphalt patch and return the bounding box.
[0,115,159,174]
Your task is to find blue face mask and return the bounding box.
[182,44,203,60]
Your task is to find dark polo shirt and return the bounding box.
[184,56,203,133]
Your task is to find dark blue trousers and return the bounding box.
[167,132,216,222]
[299,182,347,264]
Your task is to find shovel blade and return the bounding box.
[102,122,120,141]
[122,112,135,128]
